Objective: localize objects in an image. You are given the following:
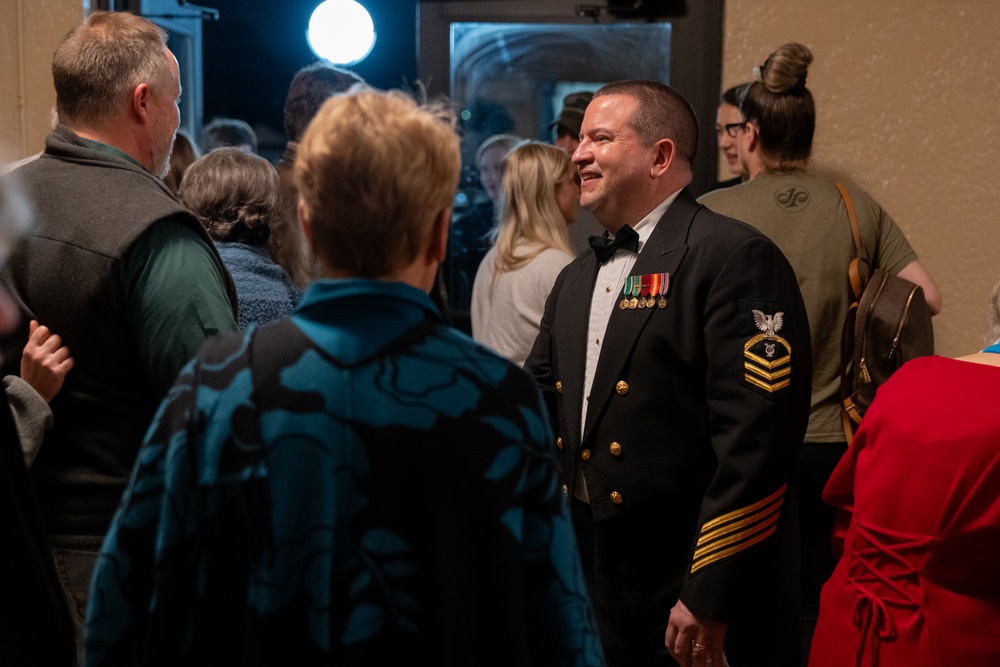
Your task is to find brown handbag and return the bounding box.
[837,183,934,440]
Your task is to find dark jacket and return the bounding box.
[525,189,812,660]
[0,125,236,536]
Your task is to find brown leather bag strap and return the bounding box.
[837,182,865,443]
[836,182,865,301]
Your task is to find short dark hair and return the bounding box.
[52,11,169,125]
[202,118,258,153]
[594,80,699,162]
[180,147,280,246]
[741,42,815,168]
[283,63,365,142]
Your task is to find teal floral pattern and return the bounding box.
[85,279,603,667]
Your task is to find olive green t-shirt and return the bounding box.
[700,173,917,442]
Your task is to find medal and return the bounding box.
[630,275,641,309]
[621,276,634,310]
[655,273,669,309]
[622,274,641,310]
[639,274,651,308]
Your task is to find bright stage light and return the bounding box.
[307,0,376,66]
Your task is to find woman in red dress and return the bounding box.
[809,278,1000,666]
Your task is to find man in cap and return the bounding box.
[551,91,594,154]
[551,91,603,253]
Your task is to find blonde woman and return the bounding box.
[471,141,579,366]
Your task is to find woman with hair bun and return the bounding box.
[699,42,943,656]
[471,141,578,367]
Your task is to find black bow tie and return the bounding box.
[589,225,639,263]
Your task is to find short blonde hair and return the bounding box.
[492,141,574,277]
[295,89,461,277]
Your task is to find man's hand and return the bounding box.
[664,598,727,667]
[21,320,74,404]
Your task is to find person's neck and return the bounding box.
[321,263,437,294]
[69,119,151,173]
[956,351,1000,368]
[749,157,808,179]
[597,181,686,235]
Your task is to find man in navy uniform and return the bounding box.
[525,79,812,667]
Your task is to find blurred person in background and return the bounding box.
[163,130,199,196]
[472,141,578,367]
[181,147,302,329]
[446,132,522,327]
[712,83,749,190]
[0,167,76,667]
[202,117,257,153]
[275,62,364,288]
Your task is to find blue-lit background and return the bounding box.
[202,0,417,155]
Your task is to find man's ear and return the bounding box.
[427,206,451,265]
[650,138,676,178]
[298,199,312,246]
[132,84,151,124]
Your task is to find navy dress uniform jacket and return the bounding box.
[525,189,812,661]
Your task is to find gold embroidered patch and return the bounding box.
[743,332,792,393]
[691,484,786,574]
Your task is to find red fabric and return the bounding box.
[809,356,1000,667]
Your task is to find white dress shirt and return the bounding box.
[575,190,681,503]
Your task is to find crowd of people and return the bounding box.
[0,9,996,667]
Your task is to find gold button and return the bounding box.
[610,491,623,504]
[556,436,563,450]
[615,380,629,396]
[581,449,591,461]
[609,441,622,456]
[555,381,563,394]
[562,484,569,495]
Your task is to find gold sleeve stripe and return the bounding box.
[690,524,778,574]
[744,375,791,393]
[744,363,791,381]
[696,496,782,547]
[698,484,788,533]
[693,507,781,560]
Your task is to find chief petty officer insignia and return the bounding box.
[741,301,793,395]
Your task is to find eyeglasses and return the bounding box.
[723,122,748,138]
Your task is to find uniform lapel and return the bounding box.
[552,254,599,448]
[582,190,698,441]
